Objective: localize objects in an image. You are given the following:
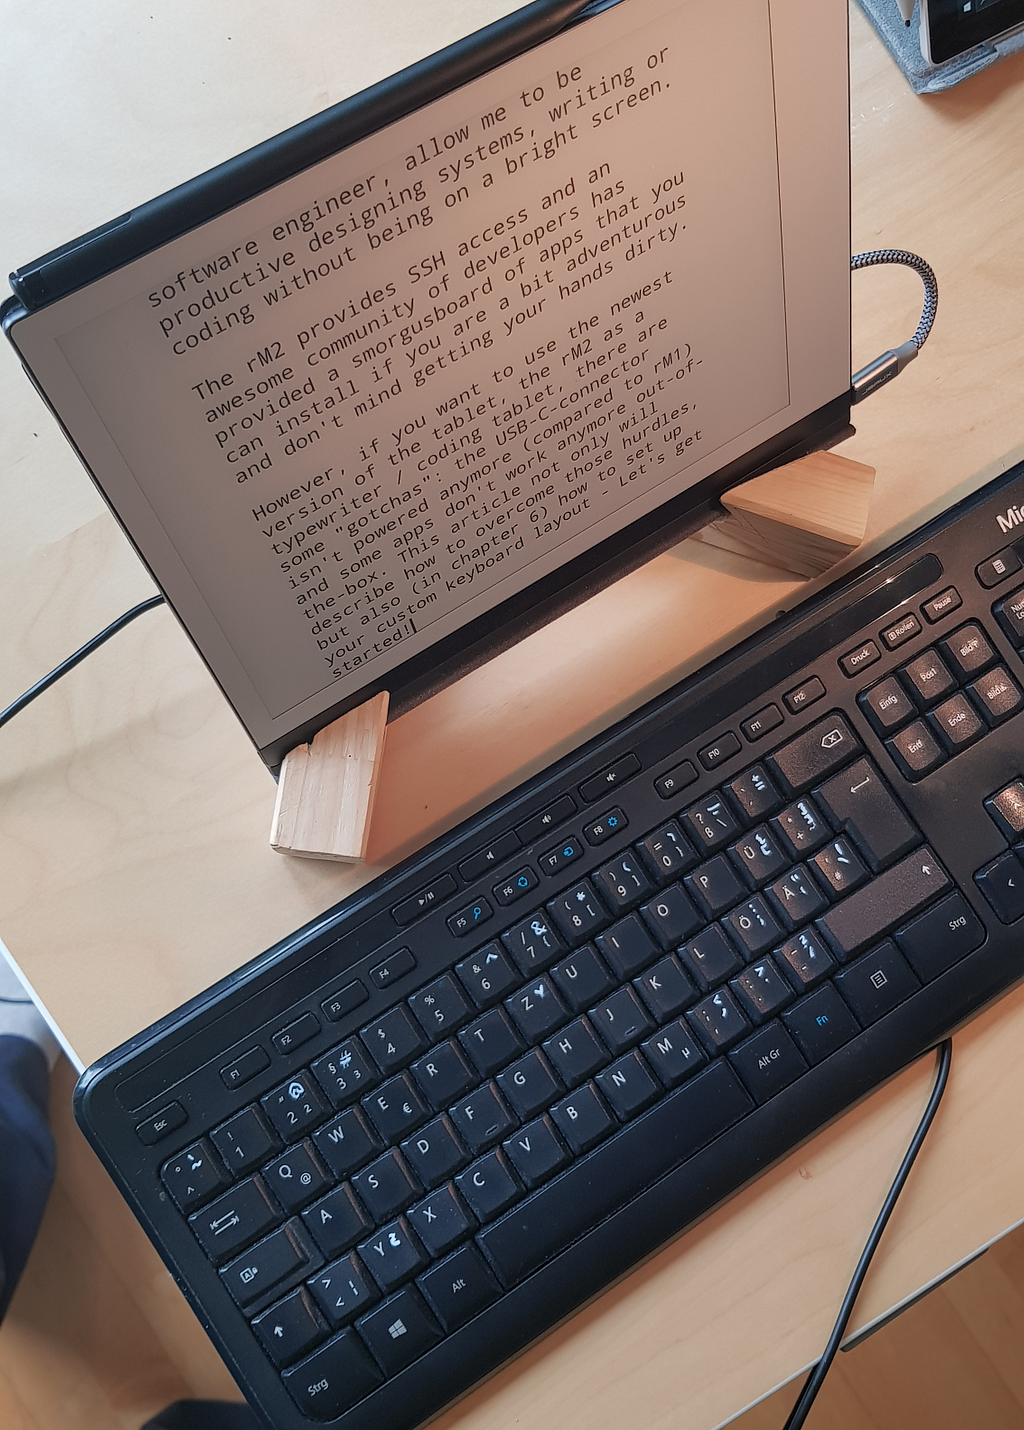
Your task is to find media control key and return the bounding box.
[392,875,458,927]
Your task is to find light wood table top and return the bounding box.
[3,3,1024,1426]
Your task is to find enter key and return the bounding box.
[816,758,921,871]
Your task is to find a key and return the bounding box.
[410,1040,476,1111]
[639,883,702,947]
[637,820,697,882]
[357,1217,427,1294]
[307,1252,378,1328]
[264,1142,332,1214]
[546,880,610,944]
[456,944,519,1008]
[350,1150,420,1222]
[497,1049,564,1119]
[504,976,566,1043]
[301,1185,374,1260]
[593,852,654,913]
[542,1017,608,1086]
[417,1243,501,1332]
[633,954,698,1021]
[449,1083,516,1155]
[406,1184,474,1258]
[551,944,616,1011]
[767,714,861,794]
[188,1177,279,1262]
[812,837,869,897]
[313,1108,380,1180]
[730,957,793,1022]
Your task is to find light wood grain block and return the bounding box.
[270,691,389,862]
[697,451,876,578]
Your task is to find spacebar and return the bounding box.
[477,1062,752,1287]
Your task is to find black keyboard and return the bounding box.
[76,463,1024,1430]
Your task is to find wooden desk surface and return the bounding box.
[3,4,1024,1426]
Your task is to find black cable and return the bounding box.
[850,248,939,403]
[0,594,165,732]
[782,1037,953,1430]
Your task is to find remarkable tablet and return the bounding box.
[4,0,852,769]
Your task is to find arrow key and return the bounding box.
[975,851,1024,924]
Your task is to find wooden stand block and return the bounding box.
[270,691,389,862]
[696,451,876,579]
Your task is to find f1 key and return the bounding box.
[816,759,920,871]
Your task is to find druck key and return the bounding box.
[477,1062,751,1286]
[818,847,949,959]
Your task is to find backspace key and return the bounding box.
[766,714,862,796]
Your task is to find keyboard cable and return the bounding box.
[850,248,939,404]
[781,1035,953,1429]
[0,594,165,732]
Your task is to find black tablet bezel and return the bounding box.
[922,0,1024,64]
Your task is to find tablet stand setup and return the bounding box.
[270,450,875,864]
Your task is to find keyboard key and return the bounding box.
[502,910,566,974]
[515,794,577,844]
[211,1107,279,1176]
[723,895,784,958]
[776,929,835,991]
[493,867,540,907]
[136,1103,187,1145]
[594,913,660,979]
[583,808,628,844]
[726,764,783,821]
[408,974,472,1038]
[219,1048,270,1091]
[922,586,962,623]
[839,640,881,677]
[976,549,1021,587]
[313,1108,380,1180]
[699,730,742,769]
[450,1084,516,1155]
[782,984,860,1064]
[740,704,783,743]
[900,649,956,706]
[772,797,831,857]
[591,987,654,1054]
[579,753,641,802]
[302,1185,374,1260]
[729,1022,806,1104]
[818,846,950,958]
[641,1020,706,1088]
[550,1083,616,1153]
[358,1217,427,1293]
[815,759,920,872]
[361,1007,428,1074]
[767,865,828,929]
[161,1140,230,1214]
[688,988,750,1053]
[634,955,698,1021]
[682,792,741,852]
[320,981,368,1023]
[417,1243,501,1332]
[504,976,566,1043]
[262,1074,330,1144]
[942,621,997,674]
[503,1116,570,1188]
[220,1218,322,1313]
[859,676,917,735]
[351,1150,420,1222]
[542,1017,607,1086]
[458,831,520,882]
[596,1051,660,1119]
[730,957,793,1022]
[974,851,1024,923]
[640,883,703,946]
[407,1184,474,1258]
[447,899,494,938]
[680,925,744,992]
[369,948,416,992]
[253,1287,326,1367]
[538,837,584,876]
[308,1253,379,1327]
[189,1177,279,1262]
[362,1073,430,1143]
[654,759,699,800]
[994,591,1024,646]
[593,851,654,913]
[478,1062,751,1286]
[392,874,458,926]
[400,1115,468,1189]
[357,1286,442,1376]
[728,826,788,886]
[637,820,697,882]
[265,1143,332,1213]
[985,781,1024,839]
[410,1041,476,1111]
[834,941,920,1024]
[783,676,826,713]
[282,1328,382,1419]
[459,1009,524,1076]
[930,692,984,750]
[895,892,986,980]
[311,1040,378,1109]
[455,1150,521,1221]
[969,665,1023,724]
[497,1049,563,1118]
[550,945,616,1011]
[887,720,945,780]
[812,837,869,898]
[547,880,610,943]
[456,944,519,1008]
[767,713,861,796]
[880,612,922,650]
